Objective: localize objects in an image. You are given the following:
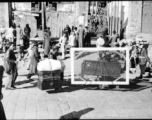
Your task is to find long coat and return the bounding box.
[16,27,23,45]
[44,33,50,55]
[29,45,39,74]
[139,46,149,74]
[78,27,85,47]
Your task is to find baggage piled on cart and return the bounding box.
[81,60,121,81]
[37,59,64,90]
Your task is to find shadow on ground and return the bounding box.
[59,108,94,119]
[47,77,152,93]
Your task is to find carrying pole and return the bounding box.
[42,2,45,48]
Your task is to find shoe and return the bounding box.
[11,86,16,89]
[139,75,143,79]
[5,87,14,90]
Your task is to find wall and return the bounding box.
[0,2,9,28]
[142,1,152,34]
[14,2,31,11]
[108,1,143,38]
[127,1,142,38]
[108,1,129,36]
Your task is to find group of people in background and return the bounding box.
[0,24,31,54]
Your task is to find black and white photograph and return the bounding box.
[71,48,129,85]
[0,1,152,119]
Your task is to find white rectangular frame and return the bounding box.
[71,47,130,85]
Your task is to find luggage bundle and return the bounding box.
[37,59,63,90]
[37,70,62,90]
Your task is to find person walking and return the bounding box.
[64,24,71,40]
[24,24,31,49]
[69,31,76,55]
[74,27,79,47]
[78,25,85,48]
[84,26,91,47]
[6,25,14,42]
[59,32,68,60]
[16,24,23,60]
[139,44,150,79]
[0,65,6,120]
[27,41,40,79]
[110,30,119,47]
[4,42,18,89]
[23,41,34,70]
[43,30,50,56]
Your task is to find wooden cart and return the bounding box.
[80,60,122,84]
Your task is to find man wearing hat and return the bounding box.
[16,24,23,60]
[27,41,40,79]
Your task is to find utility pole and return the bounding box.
[8,2,12,27]
[41,2,45,48]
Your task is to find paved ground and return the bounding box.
[1,50,152,119]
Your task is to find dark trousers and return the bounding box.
[140,64,146,75]
[11,70,18,87]
[60,71,64,81]
[0,101,6,120]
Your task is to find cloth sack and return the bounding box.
[37,59,62,71]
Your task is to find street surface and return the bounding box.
[0,50,152,119]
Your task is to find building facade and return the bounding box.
[107,1,152,39]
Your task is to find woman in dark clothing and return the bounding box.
[0,65,6,120]
[27,41,40,79]
[64,24,71,40]
[24,24,31,49]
